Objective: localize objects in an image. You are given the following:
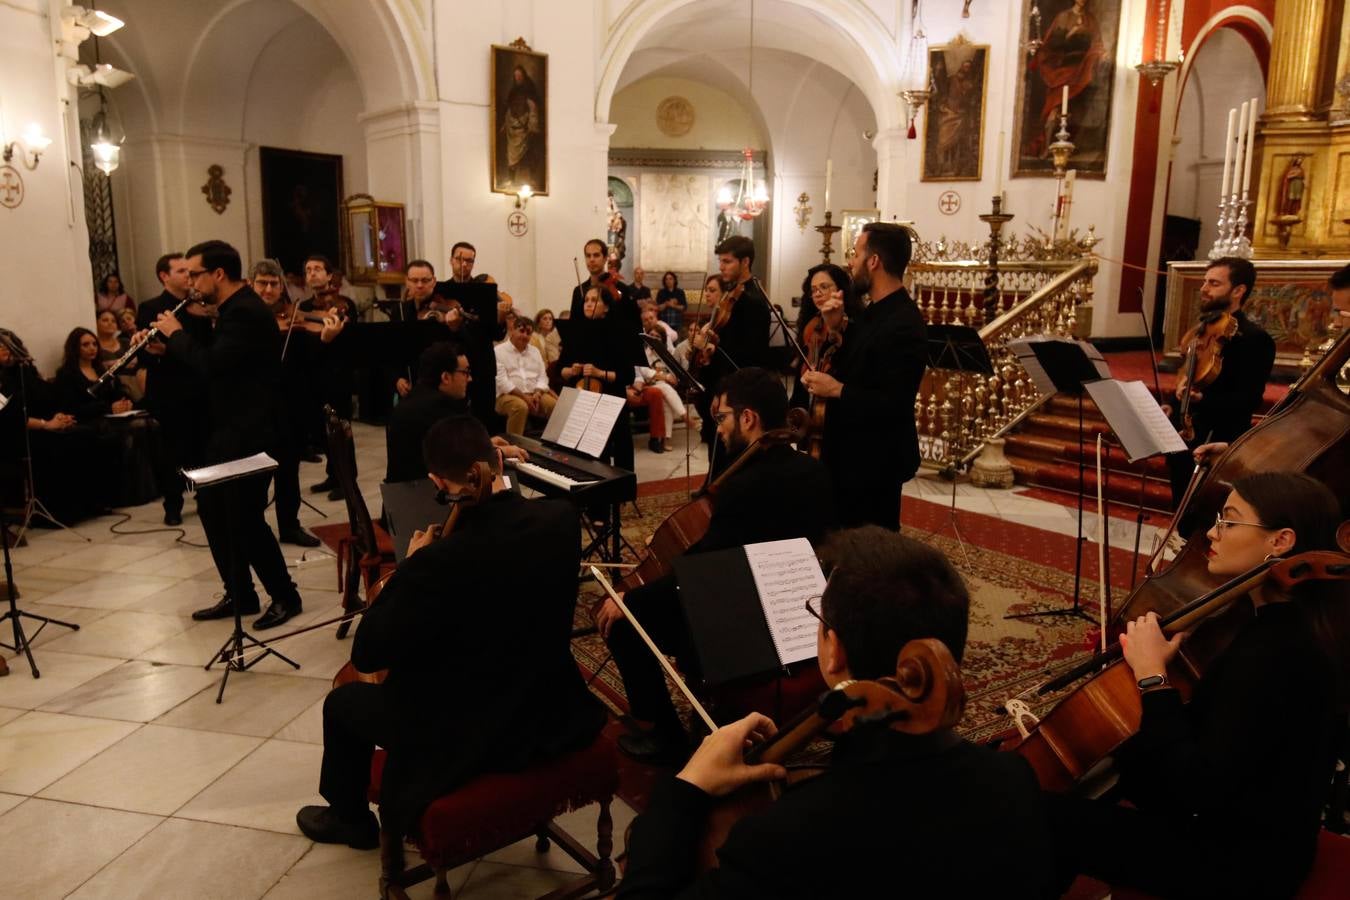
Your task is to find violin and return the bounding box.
[693,639,965,871]
[1175,311,1238,441]
[420,298,480,325]
[795,315,844,460]
[1013,550,1350,792]
[331,463,495,688]
[691,280,747,372]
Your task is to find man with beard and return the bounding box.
[801,222,927,531]
[1165,256,1274,504]
[596,367,836,764]
[385,341,472,484]
[151,240,309,630]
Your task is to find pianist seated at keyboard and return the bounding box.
[557,285,639,475]
[594,367,838,765]
[385,341,472,484]
[493,315,556,436]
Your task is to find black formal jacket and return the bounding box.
[557,314,635,397]
[1188,311,1275,444]
[351,491,607,836]
[166,285,283,463]
[627,443,836,608]
[821,286,927,489]
[384,384,469,483]
[619,727,1057,899]
[570,275,645,369]
[137,290,211,413]
[696,278,771,397]
[52,365,128,422]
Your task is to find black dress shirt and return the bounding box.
[384,384,469,483]
[137,290,211,412]
[695,278,772,397]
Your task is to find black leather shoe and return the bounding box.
[296,805,379,849]
[279,527,321,548]
[299,450,322,464]
[327,488,343,502]
[309,478,336,494]
[648,437,664,453]
[192,595,260,621]
[253,601,302,630]
[164,510,183,526]
[617,731,691,767]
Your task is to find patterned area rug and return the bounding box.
[571,483,1124,745]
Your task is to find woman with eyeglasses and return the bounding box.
[1050,471,1347,899]
[790,264,853,410]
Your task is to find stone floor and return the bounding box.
[0,419,1159,898]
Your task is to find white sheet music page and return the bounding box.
[575,393,627,459]
[743,538,826,666]
[1007,336,1058,395]
[555,389,601,450]
[182,452,278,488]
[1084,379,1187,462]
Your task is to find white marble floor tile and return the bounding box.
[0,791,23,815]
[250,620,358,682]
[132,577,229,616]
[0,798,160,900]
[0,707,22,727]
[7,540,79,569]
[69,817,310,900]
[40,542,169,574]
[157,673,329,738]
[0,604,113,661]
[0,650,123,708]
[36,571,183,610]
[177,738,324,835]
[137,619,242,666]
[457,861,588,898]
[39,659,218,723]
[38,724,261,815]
[116,546,218,579]
[273,696,323,744]
[42,609,193,659]
[0,711,139,794]
[260,843,387,900]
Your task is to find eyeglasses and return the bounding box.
[407,276,435,285]
[1213,512,1273,536]
[804,596,831,631]
[187,269,208,279]
[809,284,833,296]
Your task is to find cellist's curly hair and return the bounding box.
[422,415,498,480]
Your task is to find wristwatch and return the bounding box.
[1136,674,1169,690]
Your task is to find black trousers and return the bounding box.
[836,476,903,531]
[153,401,205,516]
[271,444,301,533]
[605,582,691,737]
[319,681,393,818]
[199,469,298,607]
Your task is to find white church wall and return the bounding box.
[611,77,762,150]
[0,0,96,372]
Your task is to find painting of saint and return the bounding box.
[1012,0,1120,177]
[491,43,548,195]
[922,41,988,181]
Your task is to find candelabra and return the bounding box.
[978,195,1014,325]
[815,210,842,264]
[1048,113,1075,241]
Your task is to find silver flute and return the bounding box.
[87,295,191,396]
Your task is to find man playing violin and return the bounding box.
[1049,471,1346,898]
[302,253,360,499]
[619,526,1056,898]
[800,222,926,530]
[1165,256,1275,505]
[570,238,644,373]
[598,367,836,764]
[297,415,607,849]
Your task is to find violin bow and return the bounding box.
[590,565,718,732]
[1095,435,1107,652]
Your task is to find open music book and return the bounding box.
[182,452,278,490]
[540,386,627,459]
[674,537,827,686]
[1083,379,1188,461]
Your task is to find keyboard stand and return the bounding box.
[579,500,637,564]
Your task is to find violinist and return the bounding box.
[619,527,1056,899]
[302,254,359,500]
[1049,472,1347,898]
[297,414,605,847]
[558,284,637,473]
[1165,257,1275,505]
[598,367,836,764]
[800,223,927,530]
[788,263,853,408]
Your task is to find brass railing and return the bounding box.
[907,232,1099,470]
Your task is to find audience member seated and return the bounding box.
[117,308,138,338]
[534,308,563,392]
[94,272,134,314]
[656,270,687,332]
[95,309,144,402]
[628,306,686,453]
[494,316,556,435]
[385,341,471,484]
[54,327,134,421]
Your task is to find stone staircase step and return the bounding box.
[1008,459,1174,511]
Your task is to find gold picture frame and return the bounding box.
[922,39,988,182]
[839,209,881,259]
[490,39,548,196]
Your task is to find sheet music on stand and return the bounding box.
[743,538,827,666]
[540,387,627,460]
[182,452,278,490]
[1008,335,1111,396]
[1083,379,1188,462]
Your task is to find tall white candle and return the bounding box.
[1241,97,1258,194]
[995,130,1005,194]
[1231,101,1248,201]
[824,158,832,211]
[1219,107,1236,200]
[1061,85,1069,117]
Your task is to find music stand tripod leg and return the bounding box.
[0,502,79,679]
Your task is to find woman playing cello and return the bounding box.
[1049,471,1347,898]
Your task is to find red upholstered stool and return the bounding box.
[1299,830,1350,899]
[368,735,619,899]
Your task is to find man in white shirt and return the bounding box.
[494,315,556,434]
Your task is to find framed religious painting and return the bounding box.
[259,146,344,278]
[922,38,988,182]
[839,209,880,259]
[490,40,548,196]
[1011,0,1122,178]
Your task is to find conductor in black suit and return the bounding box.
[297,415,607,847]
[597,367,836,764]
[151,240,310,630]
[802,222,927,530]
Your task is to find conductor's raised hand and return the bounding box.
[677,713,787,797]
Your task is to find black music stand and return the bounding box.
[1004,340,1104,624]
[924,325,995,560]
[642,332,705,496]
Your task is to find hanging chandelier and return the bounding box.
[1135,0,1182,88]
[898,0,932,139]
[716,0,768,220]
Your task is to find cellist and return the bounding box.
[296,415,606,849]
[597,367,835,764]
[618,527,1056,899]
[1049,471,1346,898]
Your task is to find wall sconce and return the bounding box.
[67,64,135,89]
[88,111,120,175]
[514,184,533,209]
[57,6,124,60]
[3,124,52,170]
